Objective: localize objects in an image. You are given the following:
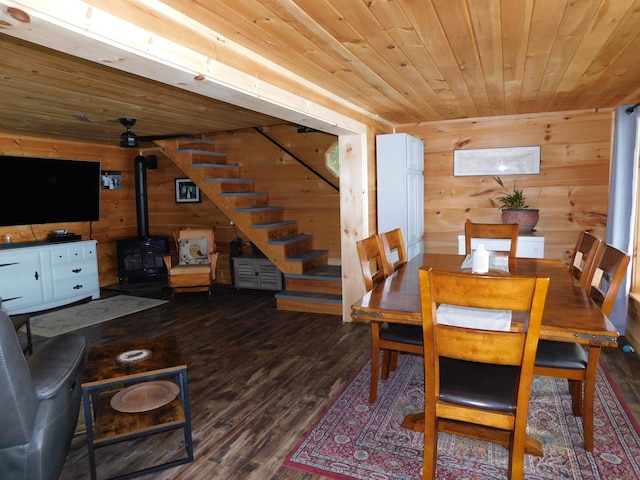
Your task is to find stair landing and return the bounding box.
[276,265,342,316]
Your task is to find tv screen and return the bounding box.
[0,156,101,227]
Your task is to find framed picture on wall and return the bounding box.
[453,146,541,176]
[101,170,122,190]
[175,178,201,203]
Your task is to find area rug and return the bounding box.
[285,355,640,479]
[26,295,167,337]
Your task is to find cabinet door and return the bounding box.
[256,260,283,291]
[406,168,424,248]
[233,258,258,289]
[406,134,424,172]
[0,250,46,313]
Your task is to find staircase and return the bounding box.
[155,138,342,315]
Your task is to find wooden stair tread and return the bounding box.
[205,177,252,183]
[268,234,313,245]
[177,138,216,145]
[178,149,226,156]
[285,250,328,261]
[252,221,297,228]
[236,206,283,212]
[221,192,268,197]
[285,265,341,280]
[192,163,240,168]
[275,290,341,303]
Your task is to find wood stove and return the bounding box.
[116,155,169,283]
[117,236,169,283]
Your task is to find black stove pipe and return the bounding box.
[134,155,149,238]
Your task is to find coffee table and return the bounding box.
[81,336,193,480]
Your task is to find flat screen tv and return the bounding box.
[0,155,101,227]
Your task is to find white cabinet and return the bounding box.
[232,255,283,291]
[0,240,100,315]
[376,133,425,259]
[457,234,545,259]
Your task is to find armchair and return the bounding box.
[163,227,220,297]
[0,310,86,480]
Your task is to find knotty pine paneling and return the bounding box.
[397,109,614,263]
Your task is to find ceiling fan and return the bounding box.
[118,117,194,148]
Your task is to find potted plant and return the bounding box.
[493,176,539,232]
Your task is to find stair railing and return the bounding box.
[253,127,339,192]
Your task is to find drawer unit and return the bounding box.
[0,240,100,315]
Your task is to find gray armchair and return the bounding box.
[0,310,86,480]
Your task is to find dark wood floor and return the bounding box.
[41,283,640,480]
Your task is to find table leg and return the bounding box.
[82,389,98,480]
[178,370,194,461]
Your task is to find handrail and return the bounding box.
[253,127,339,192]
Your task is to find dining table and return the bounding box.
[350,253,619,456]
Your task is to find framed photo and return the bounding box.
[101,170,122,190]
[453,146,541,176]
[175,178,201,203]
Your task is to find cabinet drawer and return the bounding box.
[53,275,100,299]
[51,243,97,264]
[52,259,98,281]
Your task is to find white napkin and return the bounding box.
[436,304,512,331]
[461,254,509,272]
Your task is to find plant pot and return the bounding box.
[501,209,539,232]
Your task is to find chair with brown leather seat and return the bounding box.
[419,268,549,480]
[534,242,630,451]
[464,221,519,257]
[163,227,220,297]
[356,234,423,403]
[379,228,422,376]
[568,231,601,288]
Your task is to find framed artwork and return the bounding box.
[453,146,541,176]
[175,178,201,203]
[101,170,122,190]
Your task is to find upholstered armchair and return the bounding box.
[0,310,86,480]
[163,227,220,297]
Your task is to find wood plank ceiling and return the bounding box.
[0,0,639,143]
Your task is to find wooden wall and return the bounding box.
[0,125,339,287]
[397,109,614,264]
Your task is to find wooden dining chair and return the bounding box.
[419,267,549,479]
[419,268,549,480]
[380,228,408,275]
[568,231,602,288]
[464,221,519,257]
[356,234,387,291]
[356,234,423,403]
[534,242,630,451]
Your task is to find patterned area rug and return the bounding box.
[26,295,167,337]
[285,355,640,479]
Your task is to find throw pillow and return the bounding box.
[178,238,209,265]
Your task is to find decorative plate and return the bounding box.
[116,348,152,364]
[110,381,180,413]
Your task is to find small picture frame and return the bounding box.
[175,178,201,203]
[101,170,122,190]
